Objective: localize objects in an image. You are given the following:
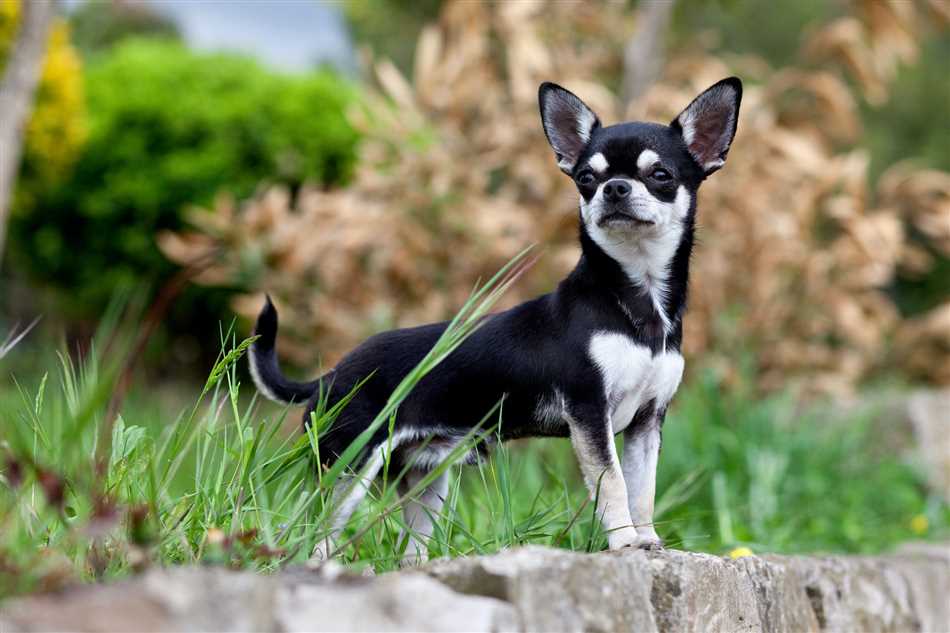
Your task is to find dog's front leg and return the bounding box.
[568,415,638,549]
[622,418,664,550]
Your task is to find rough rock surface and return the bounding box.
[425,544,950,632]
[2,543,947,632]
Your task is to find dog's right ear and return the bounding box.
[671,77,742,177]
[539,82,601,175]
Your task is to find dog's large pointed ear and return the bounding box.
[539,82,601,174]
[672,77,742,177]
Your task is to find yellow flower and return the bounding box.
[24,20,87,183]
[910,514,929,535]
[728,546,754,559]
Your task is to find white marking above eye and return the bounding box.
[588,152,608,173]
[636,149,659,171]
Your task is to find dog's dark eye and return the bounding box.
[576,172,596,187]
[651,168,672,182]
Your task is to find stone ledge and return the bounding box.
[2,543,947,632]
[424,543,950,632]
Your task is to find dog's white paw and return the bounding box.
[308,538,334,566]
[633,528,665,551]
[608,526,641,550]
[635,535,665,551]
[399,543,429,568]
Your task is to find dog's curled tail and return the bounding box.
[248,296,320,405]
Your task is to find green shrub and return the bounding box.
[10,38,358,322]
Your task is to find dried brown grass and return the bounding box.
[160,0,949,394]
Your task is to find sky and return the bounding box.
[69,0,357,73]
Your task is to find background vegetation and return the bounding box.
[0,0,947,601]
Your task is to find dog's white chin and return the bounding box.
[595,210,668,238]
[597,210,659,230]
[600,214,659,232]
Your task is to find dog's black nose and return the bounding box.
[603,180,631,202]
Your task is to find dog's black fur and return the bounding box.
[251,77,742,555]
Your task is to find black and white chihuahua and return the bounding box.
[250,77,742,563]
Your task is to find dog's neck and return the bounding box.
[566,221,694,340]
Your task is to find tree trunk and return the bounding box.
[621,0,676,107]
[0,0,55,267]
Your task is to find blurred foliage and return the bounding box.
[680,0,950,322]
[861,29,950,320]
[682,0,950,180]
[673,0,841,70]
[69,0,181,56]
[9,39,359,325]
[343,0,443,72]
[862,35,950,177]
[894,254,950,317]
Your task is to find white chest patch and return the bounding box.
[588,331,684,434]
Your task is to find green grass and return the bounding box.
[1,270,947,599]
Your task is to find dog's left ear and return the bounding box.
[672,77,742,177]
[539,82,601,174]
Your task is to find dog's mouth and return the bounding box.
[598,211,655,227]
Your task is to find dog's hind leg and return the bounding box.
[622,416,664,550]
[397,467,449,566]
[311,446,388,563]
